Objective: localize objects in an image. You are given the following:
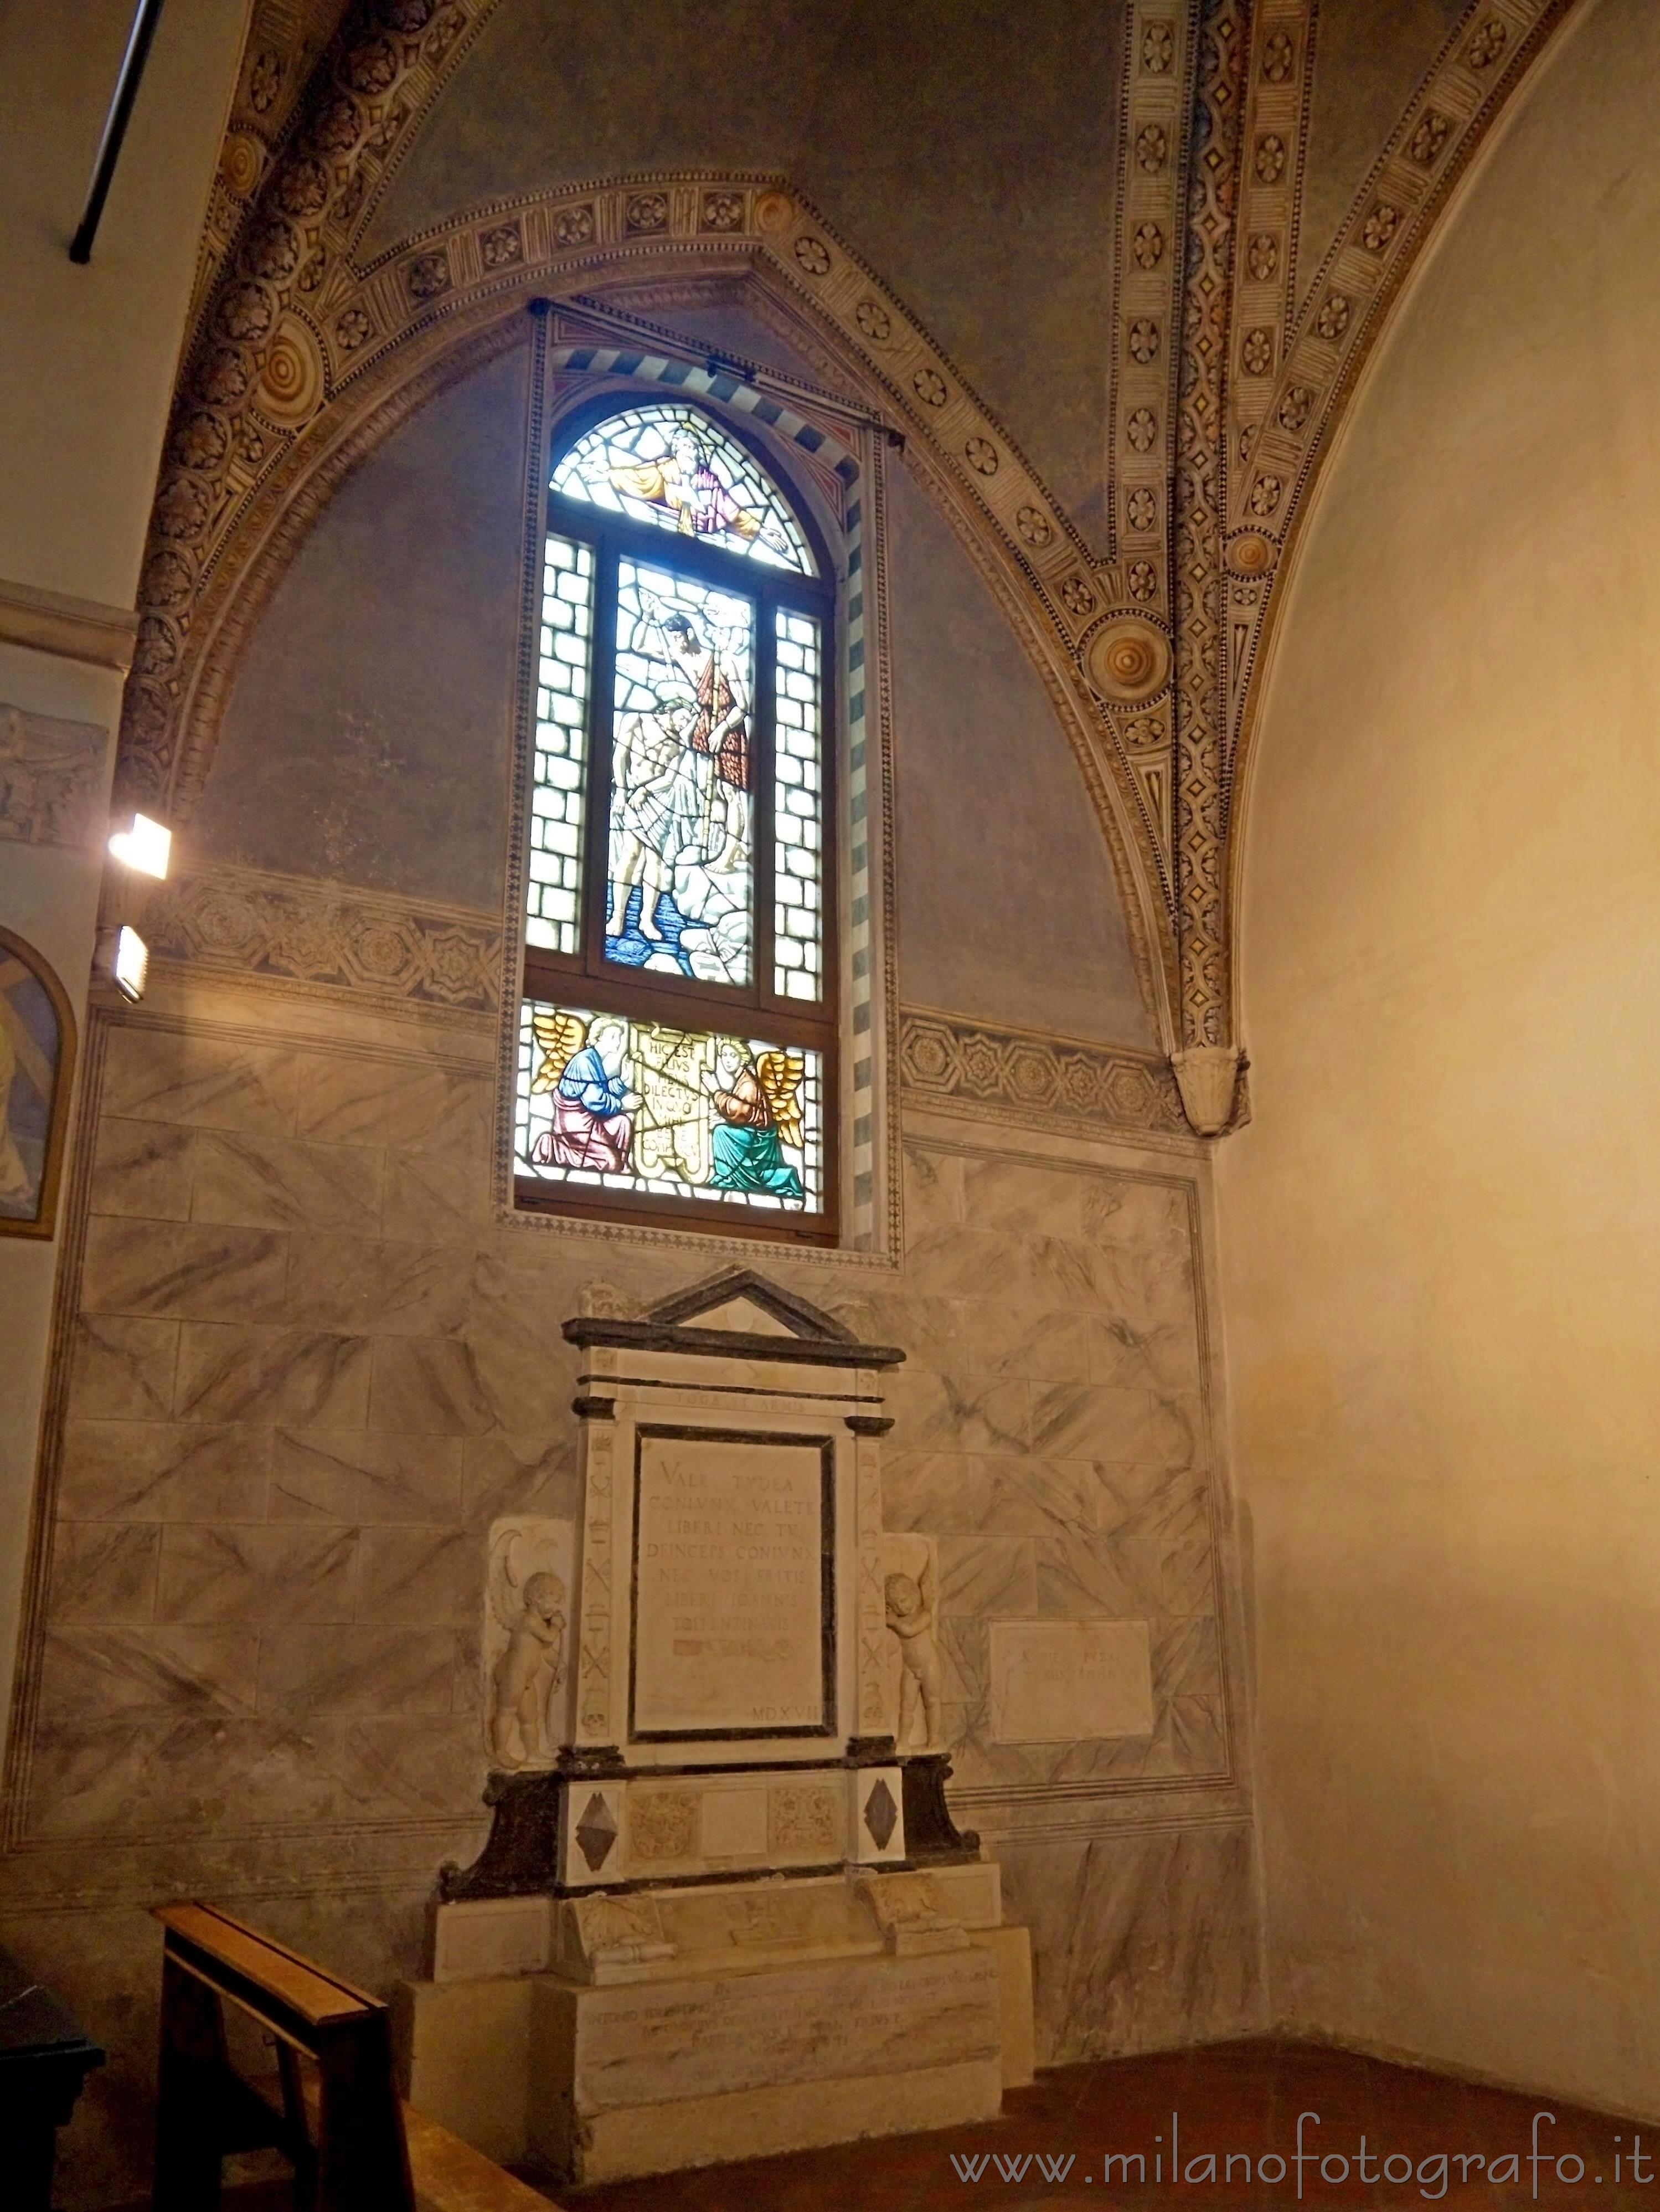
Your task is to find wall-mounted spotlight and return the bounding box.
[107,812,171,878]
[95,924,150,1002]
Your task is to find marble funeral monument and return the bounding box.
[397,1271,1034,2183]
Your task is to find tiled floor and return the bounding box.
[554,2039,1656,2210]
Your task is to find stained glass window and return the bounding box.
[550,405,814,573]
[525,534,595,954]
[773,609,823,1000]
[516,1002,823,1215]
[607,559,754,985]
[517,397,835,1236]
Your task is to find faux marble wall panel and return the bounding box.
[871,1136,1229,1796]
[997,1823,1261,2065]
[25,1017,1246,1832]
[5,1005,1256,2206]
[29,1048,1234,1844]
[27,1015,1246,1832]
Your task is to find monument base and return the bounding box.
[396,1864,1034,2184]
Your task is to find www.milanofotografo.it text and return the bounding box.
[948,2114,1655,2198]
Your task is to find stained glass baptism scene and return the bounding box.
[518,402,828,1216]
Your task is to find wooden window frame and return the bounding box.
[515,396,841,1247]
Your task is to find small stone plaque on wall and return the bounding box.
[628,1428,834,1739]
[988,1619,1153,1743]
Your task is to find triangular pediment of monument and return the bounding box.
[645,1269,857,1343]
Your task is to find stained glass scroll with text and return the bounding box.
[551,404,813,574]
[515,1000,823,1215]
[524,534,595,953]
[606,559,755,987]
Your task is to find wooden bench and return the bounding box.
[152,1903,554,2212]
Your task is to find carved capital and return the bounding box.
[1171,1044,1241,1136]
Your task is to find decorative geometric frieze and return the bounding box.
[1102,1,1197,881]
[1172,0,1249,1058]
[138,861,503,1014]
[899,1009,1190,1144]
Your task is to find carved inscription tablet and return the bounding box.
[631,1430,831,1738]
[989,1618,1154,1742]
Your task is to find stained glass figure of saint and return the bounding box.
[519,396,834,1233]
[552,405,812,573]
[527,1009,638,1174]
[606,563,754,986]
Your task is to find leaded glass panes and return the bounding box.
[525,533,595,953]
[515,1000,823,1214]
[606,559,754,987]
[551,404,814,574]
[520,398,836,1235]
[773,608,823,1001]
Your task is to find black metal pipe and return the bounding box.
[68,0,167,265]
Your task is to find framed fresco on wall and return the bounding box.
[0,926,76,1240]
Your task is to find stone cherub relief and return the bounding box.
[881,1532,944,1750]
[484,1519,574,1770]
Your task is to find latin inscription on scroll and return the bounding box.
[631,1432,828,1737]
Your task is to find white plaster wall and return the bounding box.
[0,0,249,1735]
[0,0,249,601]
[1217,0,1660,2109]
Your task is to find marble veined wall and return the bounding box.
[0,976,1258,2203]
[1,281,1255,2212]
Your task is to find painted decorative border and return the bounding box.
[899,1007,1193,1147]
[1105,1,1201,880]
[1174,0,1582,1067]
[140,858,503,1012]
[903,1129,1237,1808]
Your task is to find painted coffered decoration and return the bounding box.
[117,0,1585,1132]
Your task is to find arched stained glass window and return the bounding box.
[550,405,815,573]
[514,398,837,1240]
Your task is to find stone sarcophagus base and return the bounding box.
[396,1864,1033,2184]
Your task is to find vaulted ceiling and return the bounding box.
[122,0,1585,1128]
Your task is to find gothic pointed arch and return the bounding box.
[121,176,1182,1046]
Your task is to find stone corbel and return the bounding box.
[1171,1044,1242,1137]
